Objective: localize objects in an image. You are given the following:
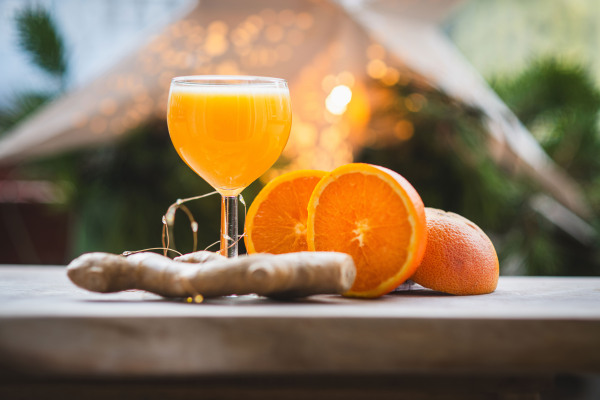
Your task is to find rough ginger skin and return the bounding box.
[67,251,356,299]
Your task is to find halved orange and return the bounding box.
[307,163,427,298]
[245,169,327,254]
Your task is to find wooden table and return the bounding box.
[1,266,599,399]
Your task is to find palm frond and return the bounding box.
[16,7,67,84]
[0,92,51,134]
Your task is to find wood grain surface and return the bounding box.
[0,266,599,379]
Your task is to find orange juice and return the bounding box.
[167,83,291,196]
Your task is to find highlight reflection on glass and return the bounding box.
[167,76,292,257]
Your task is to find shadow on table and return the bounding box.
[79,285,453,306]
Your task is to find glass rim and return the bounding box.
[171,75,287,85]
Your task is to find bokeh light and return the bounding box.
[325,85,352,115]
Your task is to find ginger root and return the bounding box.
[67,251,356,299]
[174,251,225,264]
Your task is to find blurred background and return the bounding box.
[0,0,598,276]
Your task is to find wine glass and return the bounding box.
[167,76,292,257]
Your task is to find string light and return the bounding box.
[75,8,413,176]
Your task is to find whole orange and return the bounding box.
[411,208,499,295]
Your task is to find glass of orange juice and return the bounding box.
[167,76,292,257]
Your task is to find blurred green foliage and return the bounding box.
[358,60,600,275]
[24,120,236,256]
[0,7,64,135]
[491,59,600,215]
[16,7,67,85]
[0,92,50,134]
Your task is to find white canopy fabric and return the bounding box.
[0,0,591,219]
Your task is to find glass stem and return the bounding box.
[220,195,238,258]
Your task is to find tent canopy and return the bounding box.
[0,0,591,222]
